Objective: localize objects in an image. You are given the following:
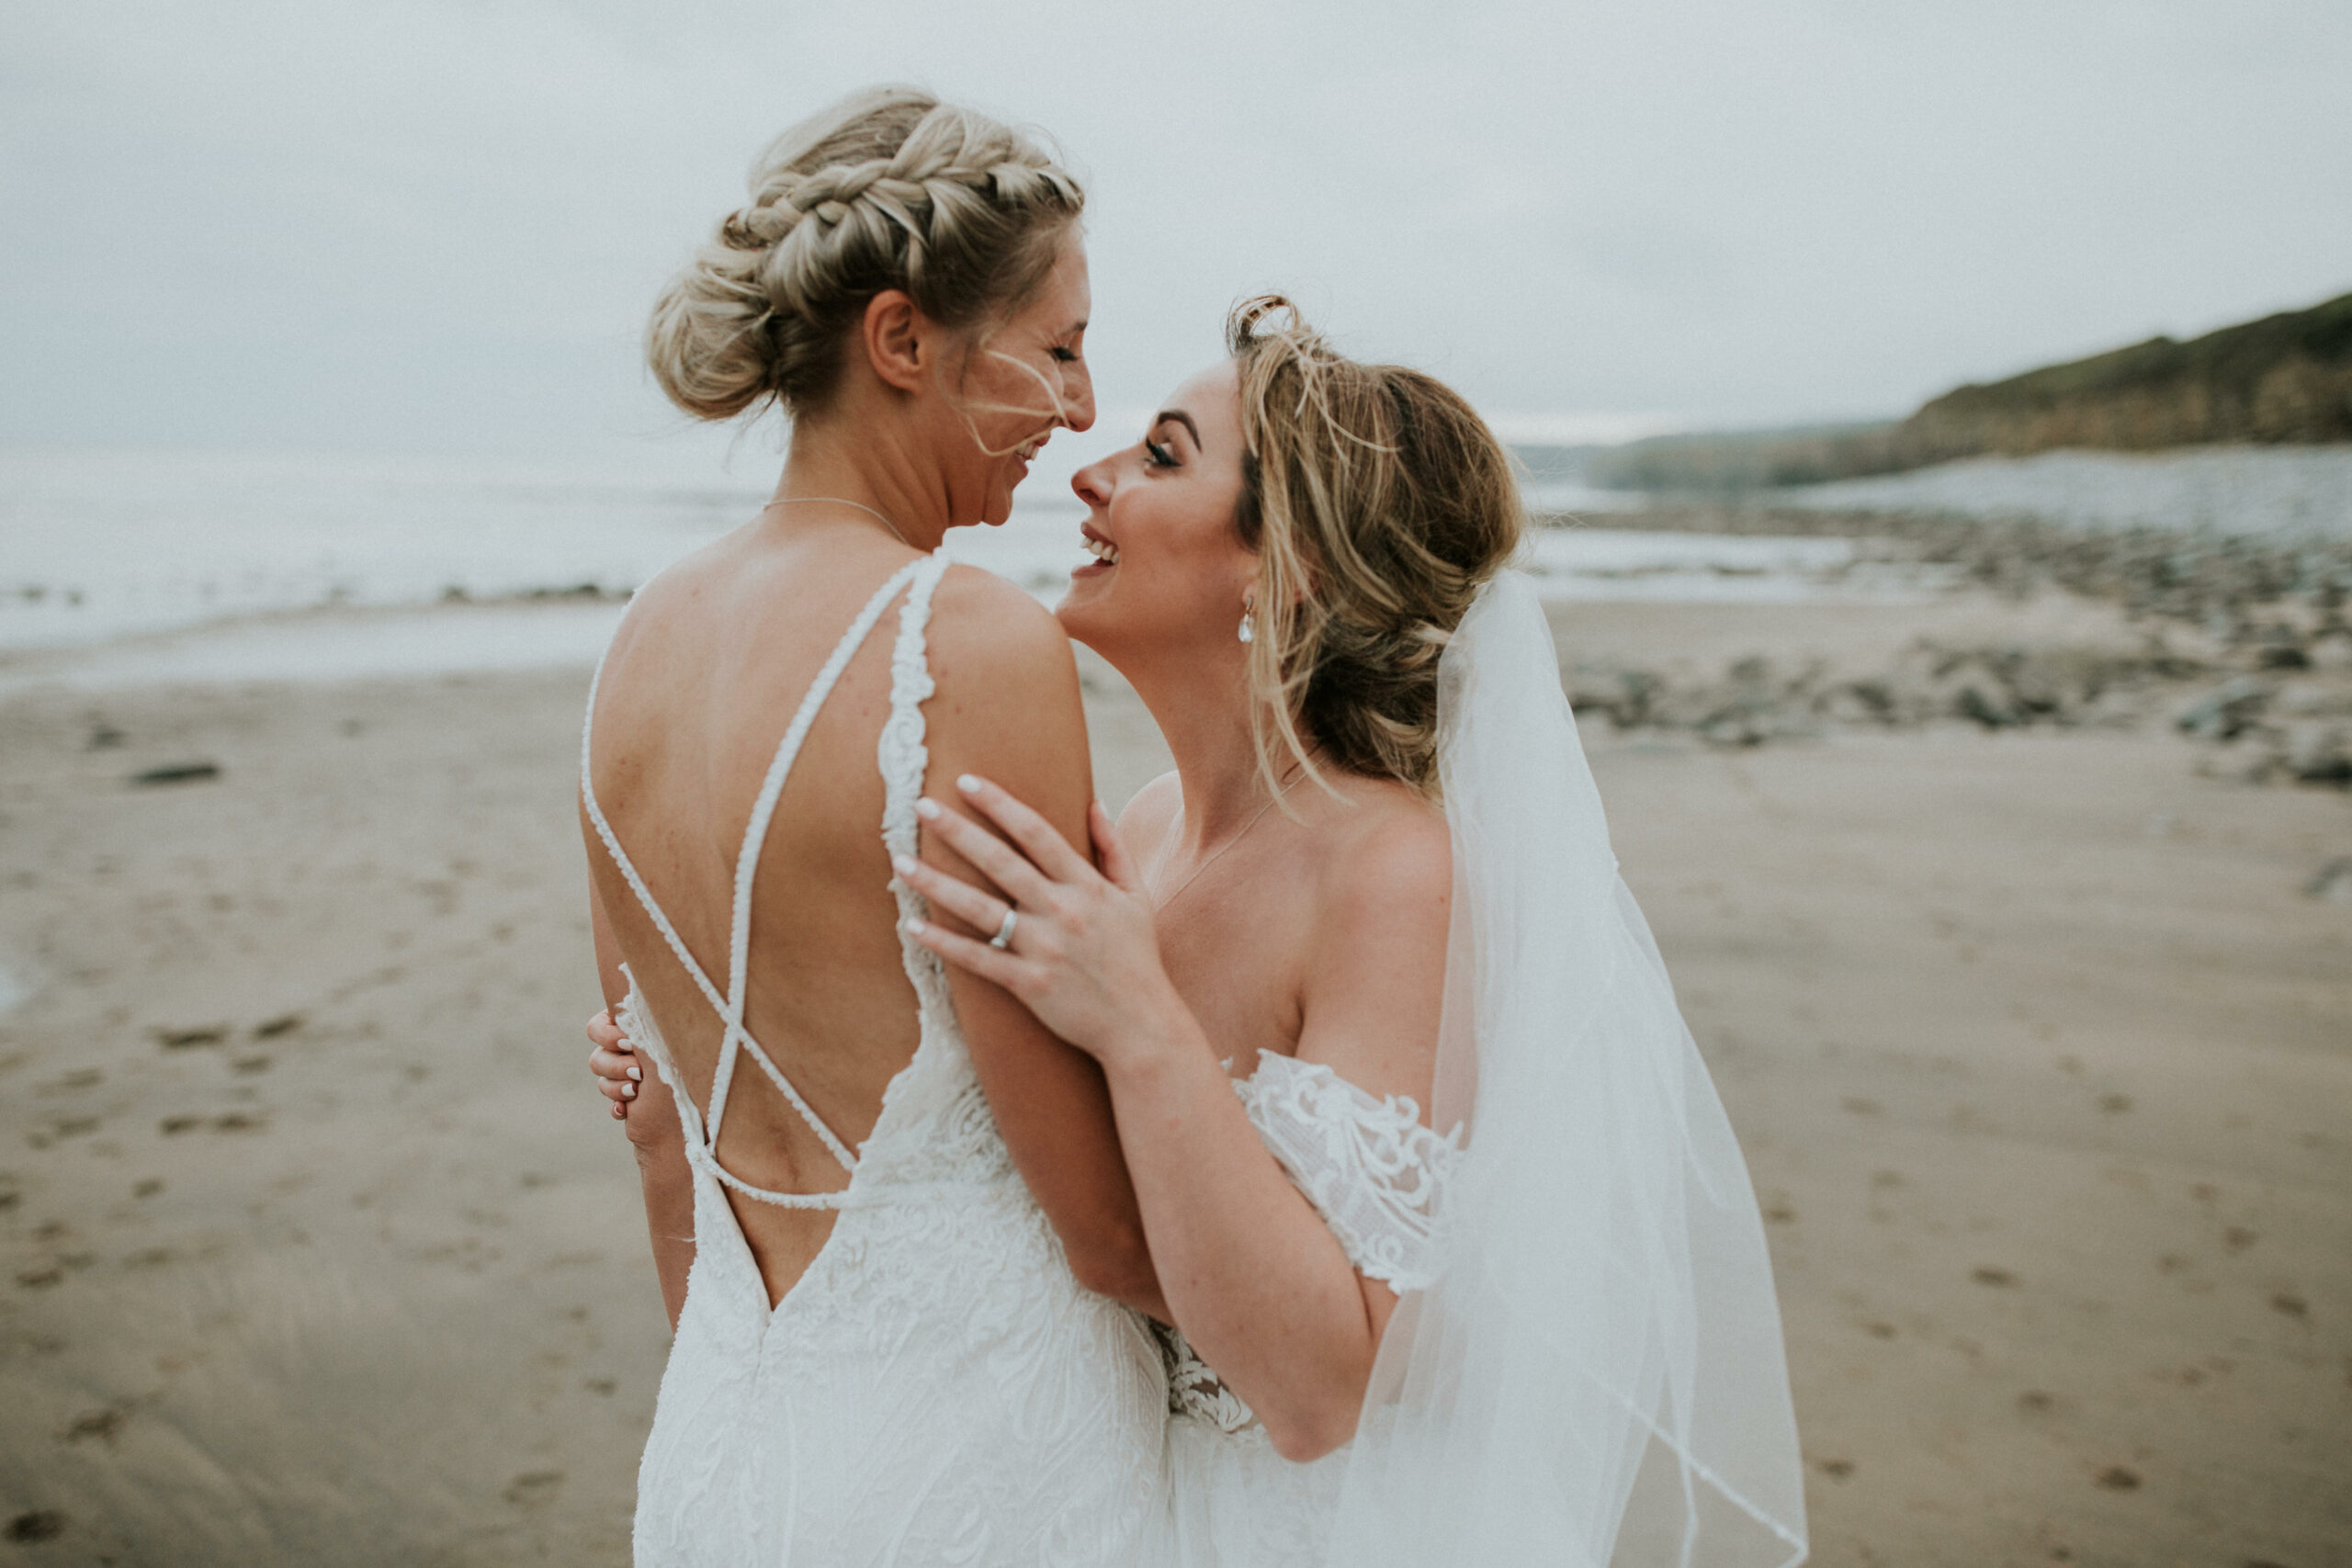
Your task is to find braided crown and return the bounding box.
[649,86,1084,421]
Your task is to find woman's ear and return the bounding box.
[862,290,929,394]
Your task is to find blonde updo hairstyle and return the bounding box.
[648,86,1084,422]
[1230,298,1526,798]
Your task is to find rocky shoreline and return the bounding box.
[1536,503,2352,789]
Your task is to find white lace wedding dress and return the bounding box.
[582,553,1170,1567]
[1151,1050,1463,1568]
[1152,569,1806,1568]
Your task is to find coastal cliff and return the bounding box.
[1902,289,2352,460]
[1591,289,2352,491]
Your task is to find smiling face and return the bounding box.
[937,230,1097,525]
[1057,358,1259,666]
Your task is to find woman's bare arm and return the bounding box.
[585,853,697,1332]
[914,569,1168,1321]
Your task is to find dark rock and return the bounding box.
[2175,679,2274,741]
[60,1408,122,1444]
[130,761,220,787]
[2305,857,2352,905]
[4,1511,65,1542]
[2283,725,2352,786]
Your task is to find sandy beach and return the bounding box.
[1,584,2347,1567]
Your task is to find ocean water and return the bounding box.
[1774,445,2352,539]
[0,446,1919,687]
[0,447,766,653]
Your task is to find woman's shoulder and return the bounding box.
[1302,780,1451,992]
[1291,778,1450,1106]
[921,561,1078,687]
[909,561,1090,792]
[1316,779,1450,911]
[593,535,732,666]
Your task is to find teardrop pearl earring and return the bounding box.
[1238,600,1255,645]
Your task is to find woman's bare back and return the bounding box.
[585,520,938,1302]
[582,516,1171,1564]
[584,509,1162,1320]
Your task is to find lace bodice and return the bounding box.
[1160,1050,1462,1437]
[590,552,1168,1566]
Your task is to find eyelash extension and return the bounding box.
[1144,439,1178,468]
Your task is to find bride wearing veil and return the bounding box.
[891,299,1809,1564]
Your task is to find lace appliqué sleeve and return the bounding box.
[1157,1055,1460,1436]
[1234,1052,1462,1292]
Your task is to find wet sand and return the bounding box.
[1,596,2346,1567]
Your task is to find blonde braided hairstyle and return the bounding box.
[1228,297,1527,798]
[648,85,1084,421]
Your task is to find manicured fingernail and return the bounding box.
[628,1066,641,1082]
[622,1082,637,1100]
[915,797,942,820]
[902,917,925,937]
[956,773,981,793]
[891,853,917,876]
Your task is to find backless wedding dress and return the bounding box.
[581,554,1169,1567]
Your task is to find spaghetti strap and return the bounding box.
[580,555,936,1208]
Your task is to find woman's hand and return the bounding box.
[587,1007,640,1120]
[896,774,1188,1071]
[584,1002,693,1325]
[588,1008,678,1161]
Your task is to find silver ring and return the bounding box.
[988,908,1019,950]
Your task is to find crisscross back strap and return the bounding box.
[581,557,930,1207]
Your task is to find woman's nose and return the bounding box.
[1070,457,1111,509]
[1060,360,1097,434]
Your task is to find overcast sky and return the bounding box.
[5,0,2348,471]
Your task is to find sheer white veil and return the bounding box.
[1322,569,1808,1567]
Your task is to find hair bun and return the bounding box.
[1227,298,1526,796]
[647,86,1084,423]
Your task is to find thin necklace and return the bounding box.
[761,495,915,550]
[1146,771,1300,912]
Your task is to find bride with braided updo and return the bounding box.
[582,83,1804,1568]
[578,86,1174,1564]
